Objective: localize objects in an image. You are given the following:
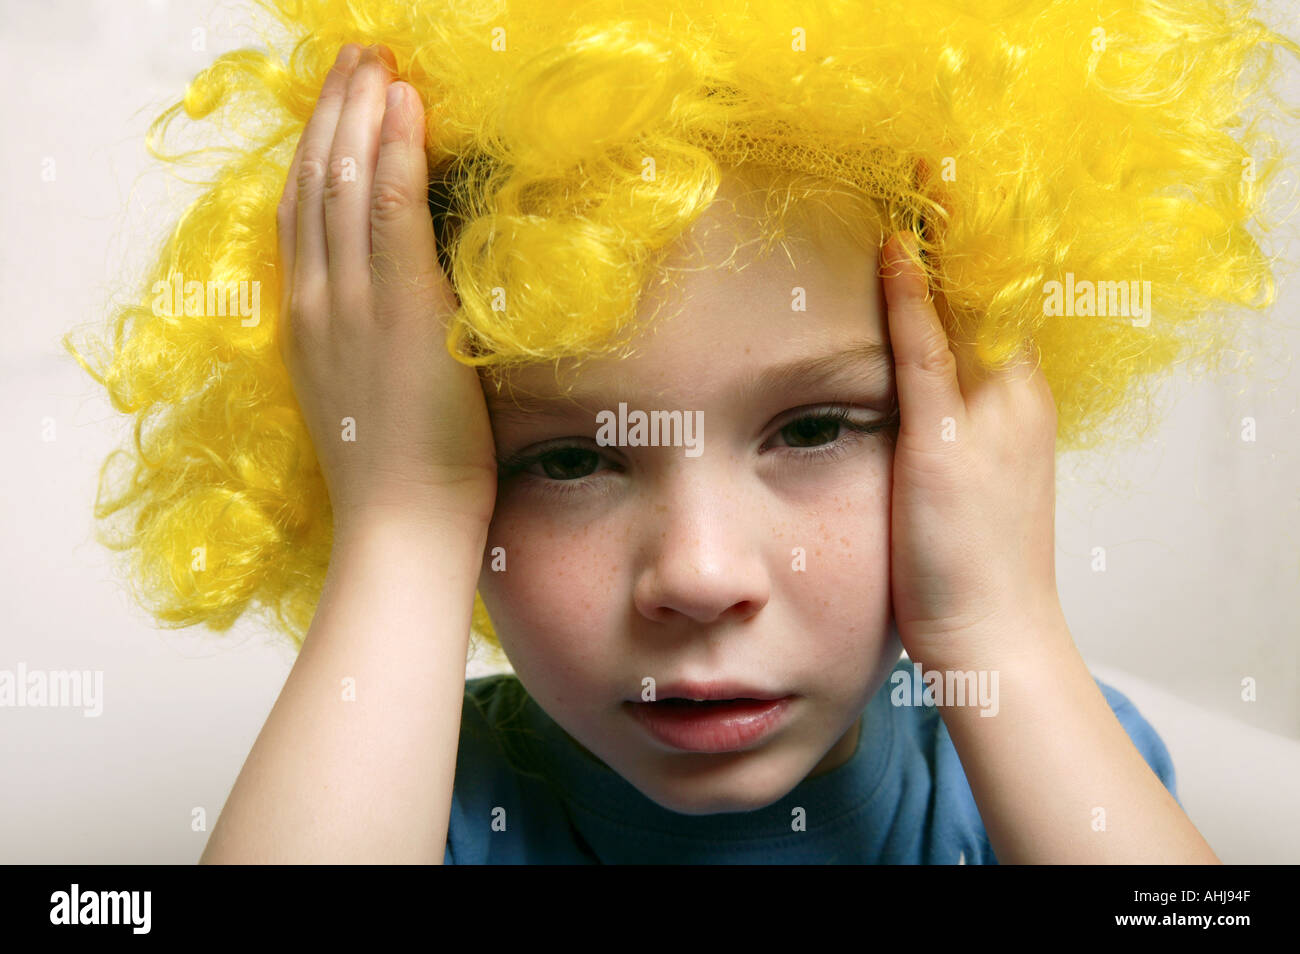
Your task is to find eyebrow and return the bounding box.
[486,342,894,424]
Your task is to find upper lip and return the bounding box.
[633,681,789,702]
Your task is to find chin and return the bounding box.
[632,751,807,816]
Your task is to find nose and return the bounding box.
[631,463,771,626]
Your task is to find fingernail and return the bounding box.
[897,231,920,262]
[882,233,909,270]
[371,43,398,71]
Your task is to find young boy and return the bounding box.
[201,43,1216,863]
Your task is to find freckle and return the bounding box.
[840,537,849,547]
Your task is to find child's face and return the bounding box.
[477,172,902,814]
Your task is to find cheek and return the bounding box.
[775,461,893,664]
[476,496,625,682]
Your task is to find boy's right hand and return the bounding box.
[276,43,497,533]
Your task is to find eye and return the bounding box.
[762,405,897,460]
[496,442,620,498]
[528,446,604,481]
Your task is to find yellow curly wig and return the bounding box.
[63,0,1299,658]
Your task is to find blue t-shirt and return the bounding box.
[442,657,1178,863]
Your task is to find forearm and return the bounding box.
[928,610,1220,864]
[200,504,488,864]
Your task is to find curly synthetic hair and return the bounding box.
[63,0,1299,657]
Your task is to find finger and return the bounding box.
[928,284,983,396]
[962,334,1037,415]
[326,46,395,301]
[985,337,1057,426]
[881,231,967,439]
[371,80,453,321]
[276,119,307,363]
[276,115,307,293]
[279,44,361,362]
[295,43,362,284]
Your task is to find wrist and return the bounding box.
[331,494,493,547]
[899,593,1074,675]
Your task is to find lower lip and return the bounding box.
[625,697,795,753]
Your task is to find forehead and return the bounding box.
[483,167,887,410]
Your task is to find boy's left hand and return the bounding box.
[880,231,1065,672]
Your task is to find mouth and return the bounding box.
[625,696,796,753]
[637,681,787,703]
[652,697,765,707]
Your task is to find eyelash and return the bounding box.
[496,405,899,500]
